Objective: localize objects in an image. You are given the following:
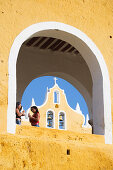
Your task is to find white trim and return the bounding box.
[58,111,67,130]
[62,85,86,127]
[7,21,112,144]
[39,72,92,120]
[46,109,55,129]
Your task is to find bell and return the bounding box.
[59,115,63,121]
[48,115,52,120]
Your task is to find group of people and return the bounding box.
[16,102,40,127]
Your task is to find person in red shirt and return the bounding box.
[28,106,40,127]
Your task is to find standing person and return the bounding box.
[28,106,40,127]
[16,102,25,125]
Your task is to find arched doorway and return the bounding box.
[7,22,112,144]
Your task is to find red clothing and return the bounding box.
[32,112,40,125]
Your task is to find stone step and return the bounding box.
[16,125,104,144]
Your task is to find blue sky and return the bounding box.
[21,76,89,121]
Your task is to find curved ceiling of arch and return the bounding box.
[17,36,93,118]
[23,36,79,55]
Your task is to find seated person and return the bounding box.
[16,102,25,125]
[28,106,40,127]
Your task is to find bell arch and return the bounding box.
[58,111,66,130]
[46,110,55,129]
[7,22,112,144]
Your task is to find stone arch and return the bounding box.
[7,22,112,144]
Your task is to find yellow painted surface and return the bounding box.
[0,105,7,133]
[0,0,113,133]
[0,125,112,169]
[0,1,112,169]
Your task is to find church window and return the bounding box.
[54,91,59,103]
[47,111,54,128]
[59,112,65,129]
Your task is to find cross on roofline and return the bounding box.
[54,77,58,85]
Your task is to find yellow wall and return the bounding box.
[0,1,112,169]
[0,125,112,169]
[0,0,113,132]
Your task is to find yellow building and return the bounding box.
[0,1,113,169]
[24,78,91,133]
[0,0,112,144]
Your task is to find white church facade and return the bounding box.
[23,78,91,133]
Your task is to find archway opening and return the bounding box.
[16,35,92,123]
[20,76,90,132]
[59,112,65,130]
[7,22,112,144]
[47,110,54,128]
